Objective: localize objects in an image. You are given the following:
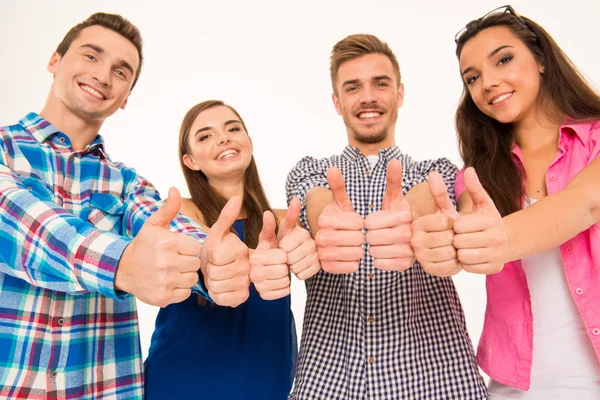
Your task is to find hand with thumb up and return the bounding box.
[249,210,292,301]
[453,168,508,275]
[200,196,251,307]
[115,187,204,307]
[315,167,365,274]
[410,171,462,277]
[365,160,415,272]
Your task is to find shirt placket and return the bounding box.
[362,155,380,398]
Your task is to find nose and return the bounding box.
[215,130,231,145]
[359,86,377,105]
[481,70,500,91]
[92,61,112,88]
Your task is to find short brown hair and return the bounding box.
[56,12,143,89]
[330,34,401,93]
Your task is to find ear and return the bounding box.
[397,83,405,109]
[119,94,130,110]
[182,154,200,171]
[332,93,342,115]
[47,52,62,74]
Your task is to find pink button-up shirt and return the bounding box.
[455,120,600,390]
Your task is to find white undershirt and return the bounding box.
[488,198,600,399]
[366,155,379,169]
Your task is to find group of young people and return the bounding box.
[0,5,598,400]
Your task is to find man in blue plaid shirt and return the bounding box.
[0,12,251,399]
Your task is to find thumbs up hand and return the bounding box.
[277,198,321,281]
[249,210,291,300]
[315,167,365,274]
[453,168,508,274]
[115,187,204,307]
[365,160,414,272]
[201,196,251,307]
[410,171,461,277]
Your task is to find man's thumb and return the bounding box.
[148,187,181,229]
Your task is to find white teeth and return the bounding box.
[217,149,238,160]
[491,92,513,104]
[359,112,381,119]
[81,85,104,99]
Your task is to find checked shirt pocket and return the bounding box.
[88,192,125,233]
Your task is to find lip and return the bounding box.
[214,147,241,161]
[356,110,384,121]
[488,91,514,106]
[78,83,107,101]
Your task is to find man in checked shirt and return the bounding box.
[286,34,487,399]
[0,13,250,399]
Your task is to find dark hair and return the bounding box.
[178,100,276,249]
[455,13,600,216]
[330,34,401,94]
[56,12,143,89]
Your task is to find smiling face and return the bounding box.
[182,106,253,183]
[332,53,404,149]
[459,25,544,126]
[46,25,139,123]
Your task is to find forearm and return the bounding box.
[306,186,333,238]
[0,172,129,297]
[504,184,600,262]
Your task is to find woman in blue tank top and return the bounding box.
[144,100,321,399]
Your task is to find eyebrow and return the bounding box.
[194,120,241,137]
[79,44,135,77]
[461,45,514,76]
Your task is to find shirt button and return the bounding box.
[369,204,375,210]
[364,170,370,175]
[368,356,375,364]
[57,318,65,326]
[27,187,32,191]
[576,288,584,295]
[67,191,74,196]
[351,157,356,162]
[368,316,375,323]
[549,176,556,181]
[368,273,374,279]
[593,328,600,336]
[50,370,58,378]
[59,137,66,143]
[565,247,572,254]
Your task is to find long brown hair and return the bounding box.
[455,13,600,216]
[179,100,276,249]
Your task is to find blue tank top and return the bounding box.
[144,220,297,399]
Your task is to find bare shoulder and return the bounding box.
[180,198,205,225]
[273,208,287,223]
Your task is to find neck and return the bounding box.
[514,109,562,151]
[208,175,245,203]
[39,96,103,151]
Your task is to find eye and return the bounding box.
[346,86,358,93]
[498,56,513,66]
[375,81,388,87]
[466,74,479,85]
[228,126,241,133]
[114,69,127,79]
[85,54,97,61]
[198,134,210,142]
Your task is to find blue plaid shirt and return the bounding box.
[0,113,208,399]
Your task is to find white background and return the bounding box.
[2,0,599,381]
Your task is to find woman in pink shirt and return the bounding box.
[411,5,600,399]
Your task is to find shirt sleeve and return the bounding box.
[405,156,460,207]
[285,156,331,231]
[115,163,211,300]
[0,147,130,299]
